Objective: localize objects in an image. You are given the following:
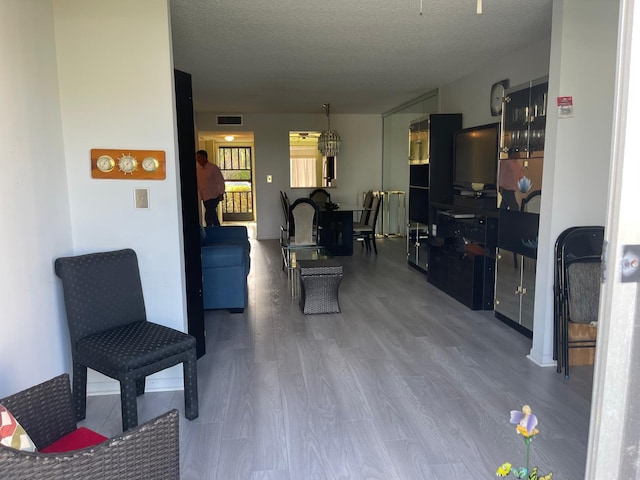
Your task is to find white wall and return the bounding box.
[197,113,382,239]
[53,0,185,393]
[0,0,185,398]
[440,36,552,128]
[0,0,73,398]
[530,0,618,365]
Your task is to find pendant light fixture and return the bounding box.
[317,103,341,157]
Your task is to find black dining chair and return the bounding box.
[54,248,199,432]
[353,193,382,253]
[309,188,331,210]
[354,190,374,229]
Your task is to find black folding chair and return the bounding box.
[553,226,604,378]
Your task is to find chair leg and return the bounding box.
[136,377,146,396]
[72,361,87,421]
[120,378,139,431]
[372,234,377,254]
[183,349,199,421]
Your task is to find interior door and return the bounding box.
[218,146,254,221]
[174,69,205,358]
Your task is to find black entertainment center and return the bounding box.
[406,78,547,329]
[428,200,498,310]
[406,120,500,310]
[426,122,499,310]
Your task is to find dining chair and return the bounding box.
[290,198,319,245]
[520,189,542,213]
[54,248,199,432]
[309,188,331,210]
[353,193,382,253]
[280,190,290,234]
[281,198,321,270]
[354,190,374,228]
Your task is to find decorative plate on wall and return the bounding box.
[91,149,166,180]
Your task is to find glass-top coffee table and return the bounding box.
[281,242,327,296]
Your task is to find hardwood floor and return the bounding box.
[80,237,593,479]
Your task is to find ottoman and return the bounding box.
[297,259,343,314]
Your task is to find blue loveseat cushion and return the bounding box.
[201,226,250,311]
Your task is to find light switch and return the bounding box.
[267,175,273,183]
[135,188,149,209]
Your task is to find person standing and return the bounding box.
[196,150,225,226]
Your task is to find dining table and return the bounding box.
[318,205,370,256]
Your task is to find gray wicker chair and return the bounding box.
[0,374,180,479]
[54,248,198,432]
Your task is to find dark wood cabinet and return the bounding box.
[427,207,498,310]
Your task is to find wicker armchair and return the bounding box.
[0,374,179,479]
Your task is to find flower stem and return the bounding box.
[525,439,531,473]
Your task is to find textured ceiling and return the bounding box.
[170,0,552,114]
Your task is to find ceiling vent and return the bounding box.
[217,115,243,126]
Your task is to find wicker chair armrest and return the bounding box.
[0,374,76,449]
[0,409,180,480]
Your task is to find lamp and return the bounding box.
[317,103,341,157]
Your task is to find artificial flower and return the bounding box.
[517,176,533,193]
[496,462,511,477]
[512,466,528,478]
[510,404,538,436]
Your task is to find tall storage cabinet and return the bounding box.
[494,77,548,336]
[407,114,462,272]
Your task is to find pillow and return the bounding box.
[40,427,108,453]
[0,404,36,452]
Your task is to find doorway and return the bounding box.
[199,132,256,224]
[218,145,254,221]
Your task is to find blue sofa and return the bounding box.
[201,226,251,312]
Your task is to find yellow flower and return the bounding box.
[516,424,539,438]
[496,462,512,476]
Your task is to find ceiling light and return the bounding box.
[477,0,483,14]
[224,135,235,142]
[318,103,341,157]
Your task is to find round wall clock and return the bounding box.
[141,156,160,172]
[117,154,138,174]
[96,155,115,173]
[490,79,509,116]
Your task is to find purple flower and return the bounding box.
[510,405,538,436]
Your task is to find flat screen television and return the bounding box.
[453,123,499,193]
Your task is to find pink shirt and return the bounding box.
[196,162,225,201]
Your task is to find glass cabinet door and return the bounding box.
[407,222,429,271]
[409,117,430,164]
[501,80,548,160]
[501,87,531,160]
[520,256,537,331]
[529,80,548,158]
[494,248,523,323]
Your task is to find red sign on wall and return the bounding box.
[557,96,574,118]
